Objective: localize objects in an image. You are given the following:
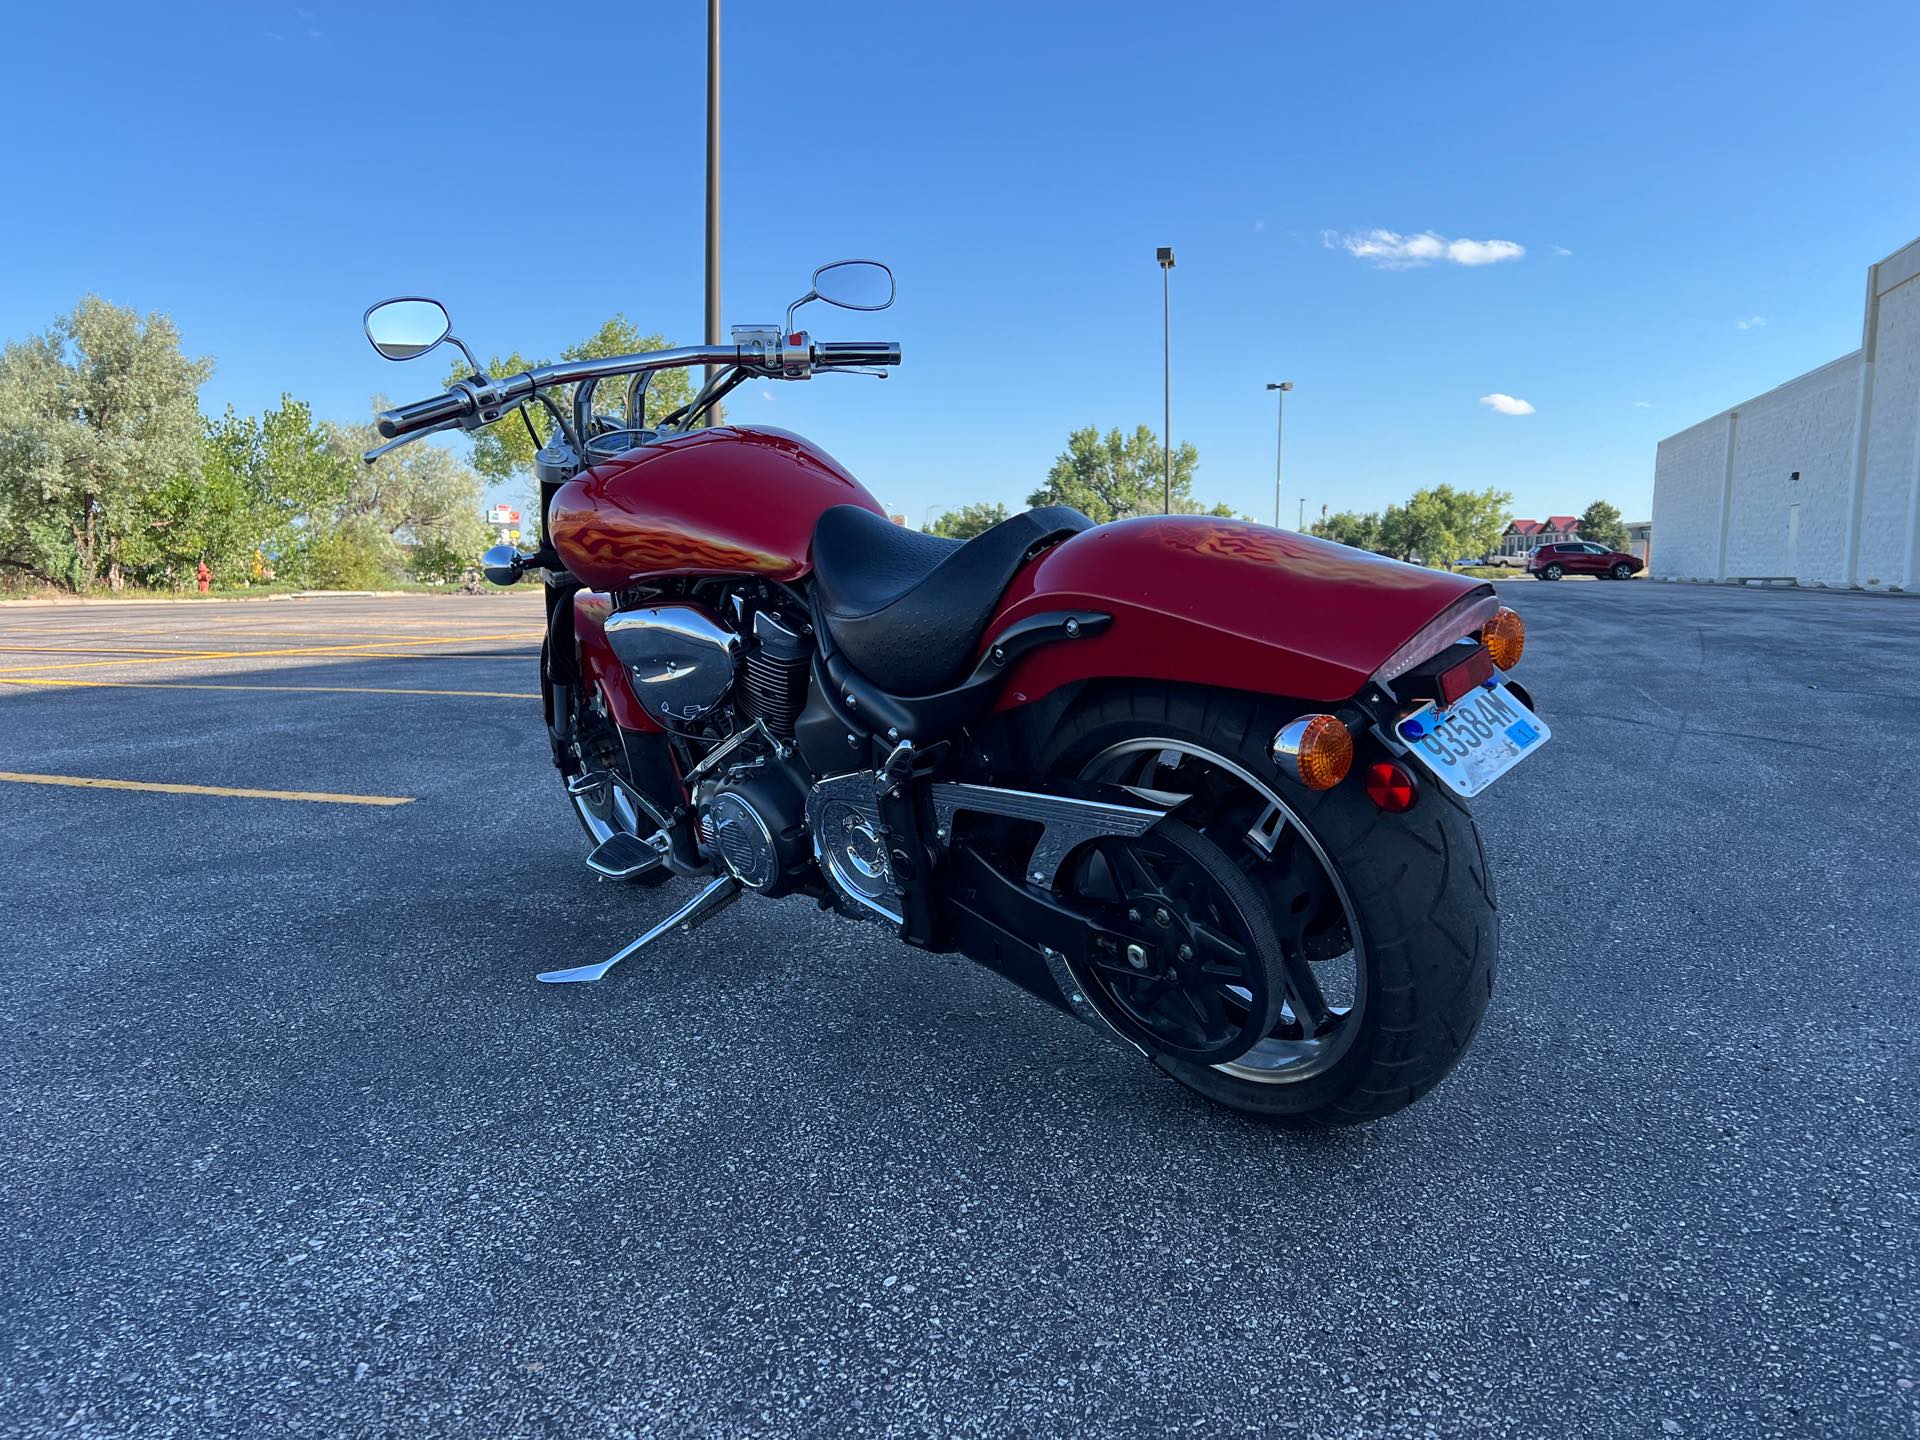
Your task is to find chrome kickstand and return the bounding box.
[536,875,741,984]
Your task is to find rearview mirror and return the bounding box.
[811,260,894,311]
[480,544,523,586]
[364,297,452,361]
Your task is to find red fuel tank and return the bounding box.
[548,426,885,590]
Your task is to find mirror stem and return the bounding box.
[446,335,487,382]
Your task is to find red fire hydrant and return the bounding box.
[196,560,211,594]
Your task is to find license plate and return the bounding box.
[1398,682,1549,797]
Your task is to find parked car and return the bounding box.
[1527,541,1643,580]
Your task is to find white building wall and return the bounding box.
[1650,235,1920,590]
[1723,354,1862,583]
[1651,417,1732,580]
[1855,258,1920,587]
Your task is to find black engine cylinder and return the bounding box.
[738,609,811,738]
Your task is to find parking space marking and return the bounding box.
[0,771,415,806]
[0,677,538,700]
[0,631,540,675]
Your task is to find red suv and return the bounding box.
[1528,541,1642,581]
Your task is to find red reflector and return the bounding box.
[1365,760,1418,813]
[1438,645,1495,707]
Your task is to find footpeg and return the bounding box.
[566,770,609,801]
[585,830,667,879]
[536,875,741,984]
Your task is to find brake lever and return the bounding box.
[361,417,461,465]
[814,366,890,379]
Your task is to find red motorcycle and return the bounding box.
[360,261,1548,1127]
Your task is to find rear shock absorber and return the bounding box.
[737,610,811,739]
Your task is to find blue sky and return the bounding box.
[4,1,1917,527]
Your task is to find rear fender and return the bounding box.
[573,590,661,733]
[985,517,1493,709]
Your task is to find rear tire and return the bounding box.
[1039,683,1498,1128]
[1543,563,1565,580]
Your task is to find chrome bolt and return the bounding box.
[847,733,861,749]
[1064,617,1081,638]
[887,727,900,740]
[1125,943,1149,970]
[1031,871,1047,884]
[844,693,857,708]
[1177,944,1193,962]
[1154,907,1172,927]
[991,646,1006,663]
[1127,907,1142,923]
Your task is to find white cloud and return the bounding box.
[1551,245,1573,257]
[760,388,775,401]
[1324,229,1525,269]
[1633,400,1654,409]
[1479,393,1536,416]
[1736,315,1766,330]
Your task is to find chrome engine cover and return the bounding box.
[604,604,739,725]
[805,772,901,925]
[707,789,779,889]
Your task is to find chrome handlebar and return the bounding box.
[374,339,899,441]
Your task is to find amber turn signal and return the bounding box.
[1482,607,1525,670]
[1271,714,1354,790]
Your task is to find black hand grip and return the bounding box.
[813,341,901,368]
[376,389,471,439]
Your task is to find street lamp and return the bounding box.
[705,0,723,398]
[1157,247,1176,514]
[1266,381,1293,527]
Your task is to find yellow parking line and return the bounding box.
[0,677,537,699]
[0,771,414,806]
[0,631,539,675]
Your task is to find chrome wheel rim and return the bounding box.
[1079,739,1366,1083]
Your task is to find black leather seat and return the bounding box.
[810,504,1094,695]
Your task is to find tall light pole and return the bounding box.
[705,0,723,399]
[1266,381,1293,527]
[1157,247,1176,513]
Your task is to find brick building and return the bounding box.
[1495,515,1581,560]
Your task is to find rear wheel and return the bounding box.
[1040,683,1498,1128]
[1542,562,1565,580]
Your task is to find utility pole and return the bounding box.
[705,0,723,403]
[1157,247,1176,513]
[1299,496,1306,530]
[1265,381,1293,527]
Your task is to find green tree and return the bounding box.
[1027,425,1234,523]
[1311,509,1383,550]
[0,297,212,590]
[928,501,1010,539]
[321,401,488,583]
[135,397,349,589]
[448,316,695,529]
[1378,484,1513,567]
[1577,498,1629,551]
[407,535,472,585]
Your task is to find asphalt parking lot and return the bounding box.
[1,582,1914,1439]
